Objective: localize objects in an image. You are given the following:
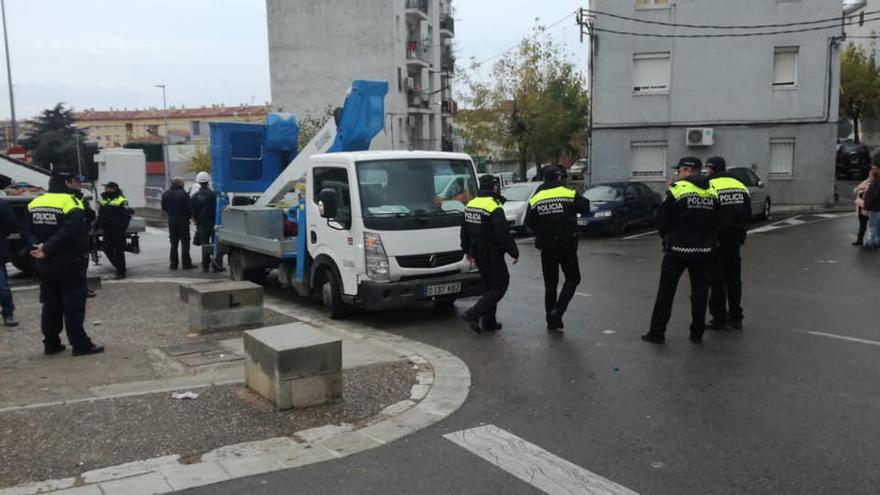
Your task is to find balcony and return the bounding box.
[440,14,455,37]
[407,41,430,66]
[408,93,431,113]
[406,0,428,22]
[441,46,455,73]
[441,99,456,116]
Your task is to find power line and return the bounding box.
[471,11,576,68]
[588,15,880,38]
[582,7,876,30]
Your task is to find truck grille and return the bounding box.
[396,250,464,269]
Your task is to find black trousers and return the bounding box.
[195,224,216,270]
[168,217,192,267]
[40,260,92,350]
[465,255,510,326]
[540,244,581,321]
[709,242,743,323]
[857,214,868,244]
[102,228,126,276]
[649,253,710,336]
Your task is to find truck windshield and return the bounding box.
[356,159,476,218]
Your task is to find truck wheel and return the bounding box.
[229,249,267,284]
[318,268,350,320]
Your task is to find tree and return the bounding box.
[19,103,89,171]
[185,143,212,173]
[297,106,333,152]
[840,43,880,144]
[459,26,589,179]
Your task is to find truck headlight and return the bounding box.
[364,232,390,281]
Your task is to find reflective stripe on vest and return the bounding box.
[668,180,717,200]
[528,186,576,206]
[709,177,748,194]
[100,195,128,207]
[27,192,82,214]
[465,196,501,213]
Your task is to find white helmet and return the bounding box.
[196,172,211,184]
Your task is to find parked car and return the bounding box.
[577,182,662,235]
[836,143,871,179]
[726,167,771,220]
[501,181,542,233]
[568,159,588,180]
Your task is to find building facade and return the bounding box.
[266,0,456,152]
[590,0,844,208]
[73,105,271,148]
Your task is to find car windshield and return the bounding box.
[501,185,536,202]
[357,159,476,217]
[583,185,623,202]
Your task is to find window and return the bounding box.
[313,167,352,225]
[631,141,668,179]
[146,124,159,135]
[633,52,671,94]
[125,123,133,134]
[773,47,799,87]
[636,0,669,7]
[770,138,795,176]
[397,67,403,92]
[191,121,202,136]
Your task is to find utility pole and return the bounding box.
[1,0,17,146]
[72,125,82,176]
[577,7,595,187]
[155,84,170,189]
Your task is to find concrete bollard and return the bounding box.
[244,323,342,410]
[187,281,264,333]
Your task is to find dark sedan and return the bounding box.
[577,182,662,235]
[836,143,871,180]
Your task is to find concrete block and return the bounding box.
[244,323,342,410]
[86,276,102,292]
[187,281,264,332]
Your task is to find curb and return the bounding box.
[0,279,471,494]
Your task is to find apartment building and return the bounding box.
[266,0,456,151]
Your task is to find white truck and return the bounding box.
[213,81,484,317]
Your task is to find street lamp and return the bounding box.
[1,0,17,146]
[70,124,82,177]
[155,84,170,189]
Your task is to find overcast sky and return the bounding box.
[0,0,586,120]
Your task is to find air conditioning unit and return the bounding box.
[405,77,416,91]
[686,127,714,147]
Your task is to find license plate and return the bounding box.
[424,282,461,297]
[577,218,589,226]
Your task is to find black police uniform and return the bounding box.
[525,170,590,330]
[95,190,132,278]
[191,184,219,272]
[27,179,100,354]
[460,186,519,334]
[644,165,719,344]
[707,159,751,329]
[161,182,194,269]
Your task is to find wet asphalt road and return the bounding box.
[160,212,877,495]
[13,212,876,494]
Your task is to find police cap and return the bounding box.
[478,174,499,190]
[674,157,703,171]
[706,156,726,172]
[542,165,563,182]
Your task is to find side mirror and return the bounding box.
[318,188,338,219]
[757,180,765,188]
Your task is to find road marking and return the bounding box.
[444,425,639,495]
[796,330,880,347]
[622,230,657,240]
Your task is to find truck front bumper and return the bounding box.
[356,272,485,311]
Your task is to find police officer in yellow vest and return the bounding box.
[95,181,132,280]
[27,171,104,356]
[706,157,751,330]
[460,175,519,334]
[643,157,719,345]
[525,166,591,331]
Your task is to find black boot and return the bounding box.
[641,332,665,344]
[462,313,482,334]
[72,344,105,356]
[44,344,67,355]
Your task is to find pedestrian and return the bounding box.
[706,157,751,331]
[525,165,591,331]
[0,196,18,327]
[460,175,519,334]
[643,157,719,345]
[27,171,104,356]
[862,163,880,250]
[190,172,223,273]
[161,177,196,270]
[853,166,878,246]
[94,181,132,279]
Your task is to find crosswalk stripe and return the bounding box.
[444,425,639,495]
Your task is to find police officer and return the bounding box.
[643,157,719,345]
[27,171,104,356]
[525,165,590,331]
[706,157,751,330]
[460,175,519,334]
[95,181,132,279]
[161,177,195,270]
[191,172,223,273]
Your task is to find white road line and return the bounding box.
[444,425,639,495]
[622,230,657,240]
[796,330,880,347]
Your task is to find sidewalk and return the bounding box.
[0,279,470,494]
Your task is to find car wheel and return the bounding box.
[760,198,771,220]
[611,220,626,237]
